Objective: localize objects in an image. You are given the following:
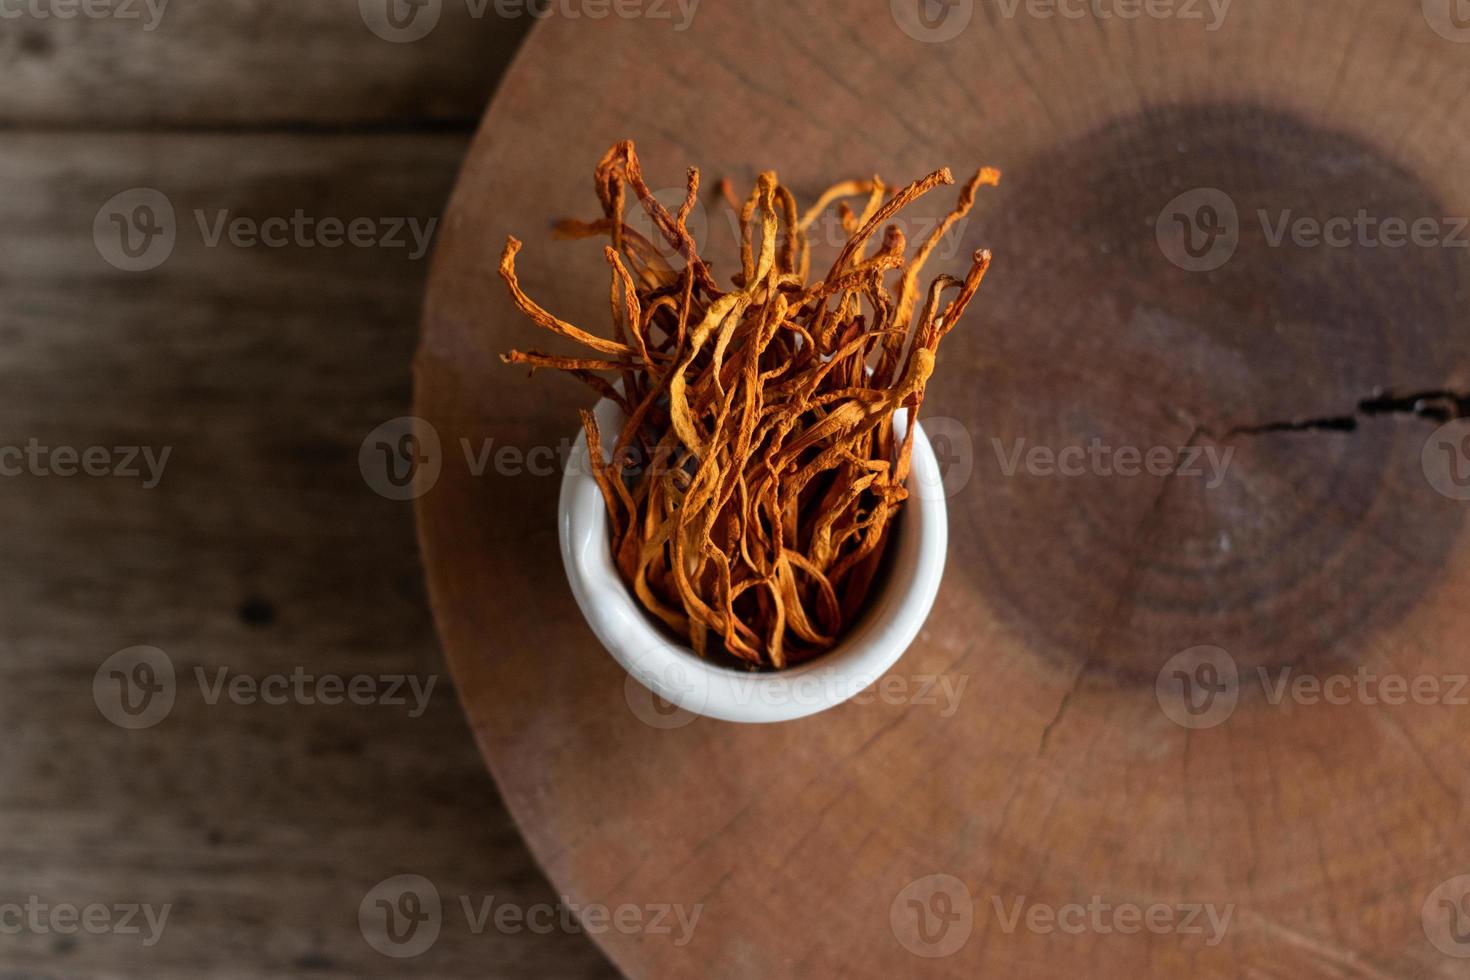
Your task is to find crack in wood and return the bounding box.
[1223,388,1470,437]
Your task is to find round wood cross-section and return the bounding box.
[416,3,1470,976]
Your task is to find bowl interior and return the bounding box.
[558,400,948,723]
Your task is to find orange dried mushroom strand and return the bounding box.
[501,140,997,670]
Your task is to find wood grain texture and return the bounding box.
[417,1,1470,977]
[0,134,616,979]
[2,0,532,127]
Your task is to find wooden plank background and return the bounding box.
[0,5,619,978]
[3,1,525,126]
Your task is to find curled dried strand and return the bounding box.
[502,140,997,669]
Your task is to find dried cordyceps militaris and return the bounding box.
[501,140,996,670]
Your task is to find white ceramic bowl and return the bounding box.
[558,398,948,723]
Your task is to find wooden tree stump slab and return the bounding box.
[416,2,1470,976]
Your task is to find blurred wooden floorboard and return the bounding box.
[0,64,620,980]
[2,0,532,127]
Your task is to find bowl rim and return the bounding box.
[558,402,949,723]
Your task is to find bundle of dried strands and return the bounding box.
[501,140,997,670]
